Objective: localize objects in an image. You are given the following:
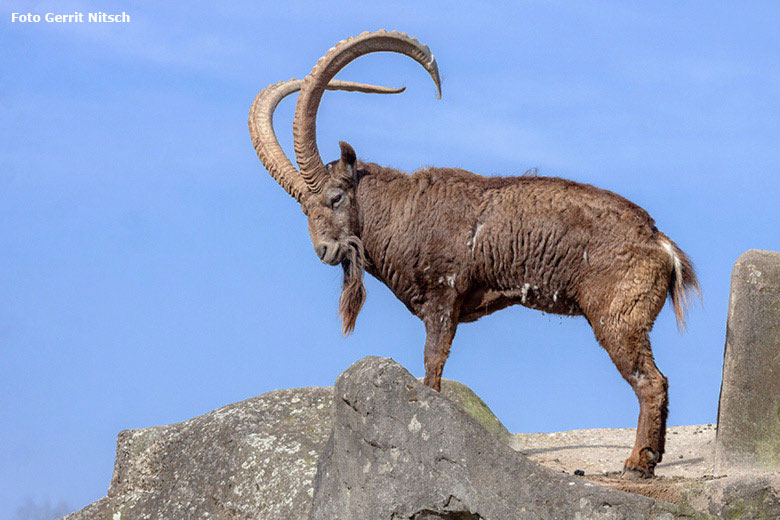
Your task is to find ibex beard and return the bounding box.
[339,238,366,336]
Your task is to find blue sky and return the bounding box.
[2,1,779,516]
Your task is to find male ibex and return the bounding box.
[249,31,699,478]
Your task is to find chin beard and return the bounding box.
[339,237,366,336]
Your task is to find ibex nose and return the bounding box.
[315,244,329,262]
[315,242,341,265]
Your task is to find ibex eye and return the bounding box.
[331,193,343,207]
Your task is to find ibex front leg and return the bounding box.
[421,296,460,392]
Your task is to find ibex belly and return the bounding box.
[459,284,582,323]
[460,214,587,322]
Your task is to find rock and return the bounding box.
[308,356,698,519]
[682,474,780,519]
[431,378,511,441]
[65,387,334,520]
[63,353,780,519]
[716,249,780,472]
[596,474,780,519]
[65,377,508,519]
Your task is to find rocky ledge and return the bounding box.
[68,357,780,519]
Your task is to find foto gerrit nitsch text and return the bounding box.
[11,12,130,23]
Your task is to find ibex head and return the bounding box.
[304,141,361,267]
[304,140,367,335]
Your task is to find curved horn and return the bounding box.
[249,78,406,204]
[293,30,442,194]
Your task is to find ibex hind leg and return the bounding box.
[608,330,668,479]
[585,278,669,478]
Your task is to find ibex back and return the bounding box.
[249,30,699,478]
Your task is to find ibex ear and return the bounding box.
[338,141,357,181]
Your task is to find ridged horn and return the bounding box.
[249,78,406,204]
[293,30,442,194]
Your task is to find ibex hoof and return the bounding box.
[620,467,653,479]
[621,458,656,479]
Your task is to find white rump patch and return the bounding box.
[661,240,682,275]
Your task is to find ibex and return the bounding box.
[249,31,699,478]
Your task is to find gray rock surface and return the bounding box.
[434,378,511,441]
[683,474,780,519]
[308,356,698,520]
[717,249,780,472]
[66,386,334,520]
[66,377,507,520]
[64,353,780,519]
